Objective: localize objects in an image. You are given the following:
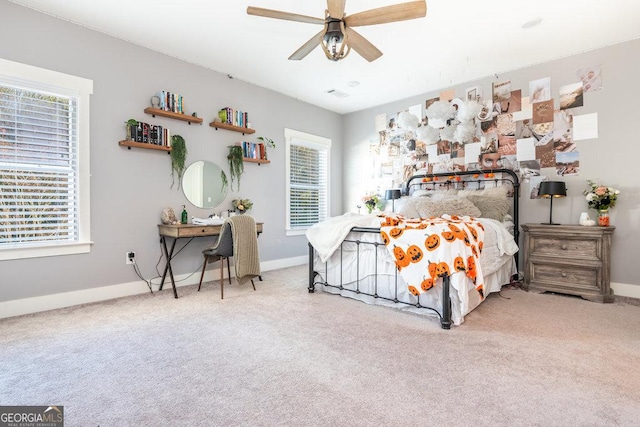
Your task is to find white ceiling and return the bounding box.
[10,0,640,114]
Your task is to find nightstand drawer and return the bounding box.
[531,236,598,259]
[530,262,599,289]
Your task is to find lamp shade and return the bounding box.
[385,189,402,213]
[385,189,402,200]
[538,181,567,198]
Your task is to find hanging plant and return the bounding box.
[227,145,244,191]
[220,170,228,194]
[170,134,187,189]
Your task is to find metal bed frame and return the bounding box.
[308,168,520,329]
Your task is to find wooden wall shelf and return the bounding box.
[209,121,255,134]
[243,158,270,165]
[119,140,171,153]
[144,107,203,125]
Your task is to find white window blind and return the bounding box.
[0,58,92,259]
[285,129,330,234]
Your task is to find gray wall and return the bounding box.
[0,2,342,302]
[343,38,640,289]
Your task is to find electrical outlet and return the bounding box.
[126,251,135,265]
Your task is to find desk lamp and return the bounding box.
[538,181,566,225]
[385,189,402,212]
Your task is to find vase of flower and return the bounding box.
[583,180,620,227]
[362,193,384,214]
[597,209,610,227]
[232,198,253,214]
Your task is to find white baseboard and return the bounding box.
[0,256,307,320]
[611,282,640,299]
[3,258,634,320]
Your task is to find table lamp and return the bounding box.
[385,189,402,212]
[538,181,566,225]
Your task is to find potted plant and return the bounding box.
[170,134,187,189]
[227,145,244,191]
[232,198,253,214]
[125,118,138,141]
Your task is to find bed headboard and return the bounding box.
[404,168,520,268]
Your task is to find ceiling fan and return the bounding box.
[246,0,427,62]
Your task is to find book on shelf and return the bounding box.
[126,122,171,147]
[156,90,185,114]
[218,107,249,128]
[241,141,267,160]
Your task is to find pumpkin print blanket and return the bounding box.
[380,213,486,302]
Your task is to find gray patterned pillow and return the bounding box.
[413,196,481,219]
[466,194,512,221]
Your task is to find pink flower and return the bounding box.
[595,186,607,196]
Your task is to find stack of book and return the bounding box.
[156,91,185,114]
[218,107,249,128]
[127,122,171,147]
[241,141,266,160]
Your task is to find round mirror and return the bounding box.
[182,160,228,209]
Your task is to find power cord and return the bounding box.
[126,239,209,294]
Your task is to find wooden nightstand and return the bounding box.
[521,224,615,303]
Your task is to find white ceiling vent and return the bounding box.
[326,89,350,98]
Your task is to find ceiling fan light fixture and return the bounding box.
[321,19,351,61]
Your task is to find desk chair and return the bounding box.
[197,215,261,299]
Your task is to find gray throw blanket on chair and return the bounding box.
[229,215,261,284]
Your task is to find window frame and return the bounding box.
[284,128,331,236]
[0,58,93,260]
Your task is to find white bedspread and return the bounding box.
[305,213,383,262]
[307,213,517,263]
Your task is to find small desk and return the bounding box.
[158,222,263,298]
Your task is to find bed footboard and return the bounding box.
[308,240,453,329]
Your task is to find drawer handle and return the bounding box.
[561,244,567,250]
[561,272,567,278]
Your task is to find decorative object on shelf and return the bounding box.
[125,118,138,141]
[227,145,244,191]
[191,112,198,118]
[362,193,385,214]
[579,212,595,227]
[538,181,566,225]
[232,198,253,214]
[170,135,187,189]
[161,207,178,225]
[385,189,402,212]
[151,95,160,108]
[583,180,619,226]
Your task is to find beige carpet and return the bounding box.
[1,265,639,426]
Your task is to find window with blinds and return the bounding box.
[285,128,331,234]
[0,58,92,260]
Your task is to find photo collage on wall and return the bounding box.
[369,65,602,195]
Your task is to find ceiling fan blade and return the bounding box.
[327,0,346,18]
[344,1,426,27]
[289,29,325,60]
[247,6,325,25]
[344,27,382,62]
